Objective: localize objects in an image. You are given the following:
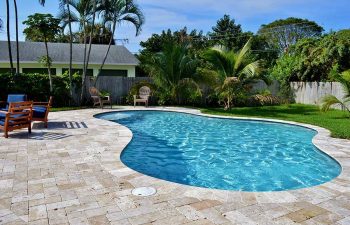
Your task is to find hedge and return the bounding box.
[0,72,81,107]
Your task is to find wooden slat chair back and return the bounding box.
[89,87,112,109]
[0,101,33,138]
[134,86,151,107]
[32,96,53,128]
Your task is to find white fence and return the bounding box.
[290,82,346,105]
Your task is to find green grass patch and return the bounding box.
[201,104,350,139]
[50,106,87,112]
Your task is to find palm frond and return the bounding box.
[321,95,344,112]
[234,38,252,70]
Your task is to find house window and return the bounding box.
[99,69,127,77]
[22,68,56,75]
[62,69,93,76]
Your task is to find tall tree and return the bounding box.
[23,13,61,92]
[209,15,251,51]
[13,0,19,74]
[6,0,14,74]
[58,0,94,103]
[82,0,97,103]
[258,17,324,54]
[59,0,74,100]
[98,0,144,77]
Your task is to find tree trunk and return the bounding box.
[44,41,53,92]
[67,3,74,102]
[81,0,96,104]
[6,0,14,74]
[81,23,88,105]
[14,0,20,74]
[95,20,117,85]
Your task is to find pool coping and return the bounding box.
[93,107,350,197]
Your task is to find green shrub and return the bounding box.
[0,72,81,107]
[174,78,202,105]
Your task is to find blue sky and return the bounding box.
[0,0,349,53]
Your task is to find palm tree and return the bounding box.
[38,0,45,6]
[82,0,97,103]
[59,0,74,100]
[13,0,19,74]
[321,70,350,115]
[5,0,14,74]
[142,42,201,104]
[58,0,94,104]
[98,0,144,77]
[202,38,265,109]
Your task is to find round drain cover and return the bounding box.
[132,187,156,197]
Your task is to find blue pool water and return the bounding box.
[97,111,341,192]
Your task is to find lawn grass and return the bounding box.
[201,104,350,139]
[50,106,87,112]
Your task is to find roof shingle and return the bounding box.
[0,41,139,65]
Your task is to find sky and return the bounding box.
[0,0,349,53]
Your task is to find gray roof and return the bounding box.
[0,41,139,65]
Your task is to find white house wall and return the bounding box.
[0,63,136,77]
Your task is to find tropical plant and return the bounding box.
[59,0,74,100]
[142,42,201,105]
[98,0,144,78]
[5,0,14,74]
[58,0,95,104]
[13,0,19,74]
[82,0,97,103]
[202,38,266,109]
[23,13,61,92]
[321,70,350,115]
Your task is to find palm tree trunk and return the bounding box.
[44,40,53,92]
[81,23,88,105]
[14,0,20,74]
[6,0,14,74]
[81,0,96,104]
[66,2,74,102]
[95,20,117,84]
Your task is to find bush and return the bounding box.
[174,78,202,105]
[0,72,81,107]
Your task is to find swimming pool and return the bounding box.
[97,110,341,192]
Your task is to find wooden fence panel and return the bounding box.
[290,82,345,106]
[85,77,152,103]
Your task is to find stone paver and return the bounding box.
[0,106,349,225]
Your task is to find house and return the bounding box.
[0,41,139,77]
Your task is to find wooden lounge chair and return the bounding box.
[0,101,33,138]
[134,86,151,107]
[32,96,53,128]
[89,87,112,109]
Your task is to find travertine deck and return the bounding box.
[0,107,350,225]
